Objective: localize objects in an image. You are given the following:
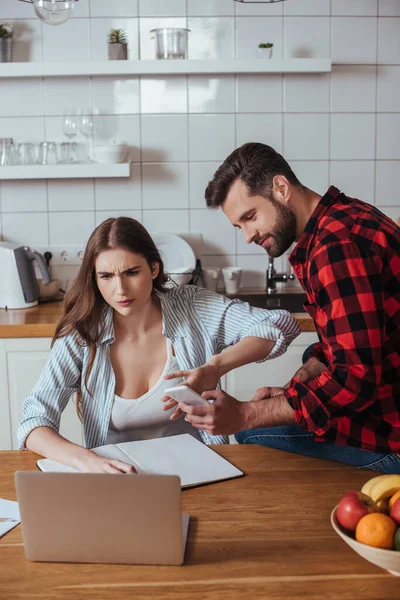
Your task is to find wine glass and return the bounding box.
[78,113,97,162]
[61,110,78,163]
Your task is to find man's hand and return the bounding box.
[178,389,251,436]
[251,386,287,402]
[292,357,328,383]
[162,364,220,420]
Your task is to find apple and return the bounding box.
[336,491,379,532]
[390,497,400,526]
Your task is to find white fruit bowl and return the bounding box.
[331,506,400,576]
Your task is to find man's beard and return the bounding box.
[259,197,297,258]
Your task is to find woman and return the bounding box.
[18,217,301,473]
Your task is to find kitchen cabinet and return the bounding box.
[0,332,318,451]
[0,338,83,450]
[225,332,319,401]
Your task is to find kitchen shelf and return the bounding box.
[0,163,131,180]
[0,59,332,78]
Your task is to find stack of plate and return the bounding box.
[152,232,196,287]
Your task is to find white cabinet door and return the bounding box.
[5,338,83,450]
[0,341,12,450]
[225,332,319,402]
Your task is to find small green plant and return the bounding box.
[0,24,13,39]
[108,28,127,44]
[258,42,273,49]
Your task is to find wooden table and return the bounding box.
[2,446,398,600]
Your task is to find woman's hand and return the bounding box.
[162,363,220,420]
[78,451,136,474]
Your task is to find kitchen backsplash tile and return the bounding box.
[3,212,49,247]
[330,161,375,205]
[236,17,283,59]
[94,164,142,211]
[188,114,235,161]
[284,73,330,113]
[332,0,378,16]
[1,181,47,213]
[188,75,235,113]
[42,18,91,62]
[331,66,377,112]
[236,113,283,152]
[90,0,138,18]
[284,0,330,16]
[0,79,43,118]
[143,209,189,233]
[284,114,329,160]
[141,115,188,162]
[375,162,400,206]
[376,114,400,159]
[189,161,221,209]
[236,74,283,113]
[142,163,189,209]
[47,180,95,212]
[49,212,95,246]
[140,76,187,114]
[330,114,376,160]
[332,17,378,64]
[1,1,399,290]
[283,17,330,59]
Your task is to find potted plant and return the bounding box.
[108,28,128,60]
[0,24,13,63]
[258,42,273,59]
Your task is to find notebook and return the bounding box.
[36,433,243,488]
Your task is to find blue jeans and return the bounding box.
[235,425,400,472]
[235,343,400,473]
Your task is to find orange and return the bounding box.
[389,490,400,509]
[355,513,397,549]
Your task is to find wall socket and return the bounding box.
[37,247,86,266]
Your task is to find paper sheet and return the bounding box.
[0,498,20,538]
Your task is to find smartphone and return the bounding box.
[164,385,208,407]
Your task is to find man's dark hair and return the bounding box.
[205,142,301,208]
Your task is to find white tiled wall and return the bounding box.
[0,0,399,290]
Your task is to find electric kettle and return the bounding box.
[0,242,51,309]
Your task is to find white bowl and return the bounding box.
[165,267,192,288]
[93,144,126,163]
[331,506,400,576]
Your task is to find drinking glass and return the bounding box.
[0,138,17,166]
[38,141,58,165]
[18,143,37,165]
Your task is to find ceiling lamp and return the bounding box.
[18,0,79,26]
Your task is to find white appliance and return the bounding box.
[0,242,51,309]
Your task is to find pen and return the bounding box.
[0,517,18,522]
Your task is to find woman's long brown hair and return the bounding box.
[52,217,168,418]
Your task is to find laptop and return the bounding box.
[15,471,190,565]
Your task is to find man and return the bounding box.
[179,142,400,472]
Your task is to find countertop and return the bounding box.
[0,291,314,338]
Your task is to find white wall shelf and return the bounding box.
[0,163,130,180]
[0,59,332,78]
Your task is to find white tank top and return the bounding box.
[105,339,202,444]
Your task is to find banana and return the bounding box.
[361,474,391,497]
[377,498,390,513]
[368,475,400,503]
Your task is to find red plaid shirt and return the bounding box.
[284,186,400,453]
